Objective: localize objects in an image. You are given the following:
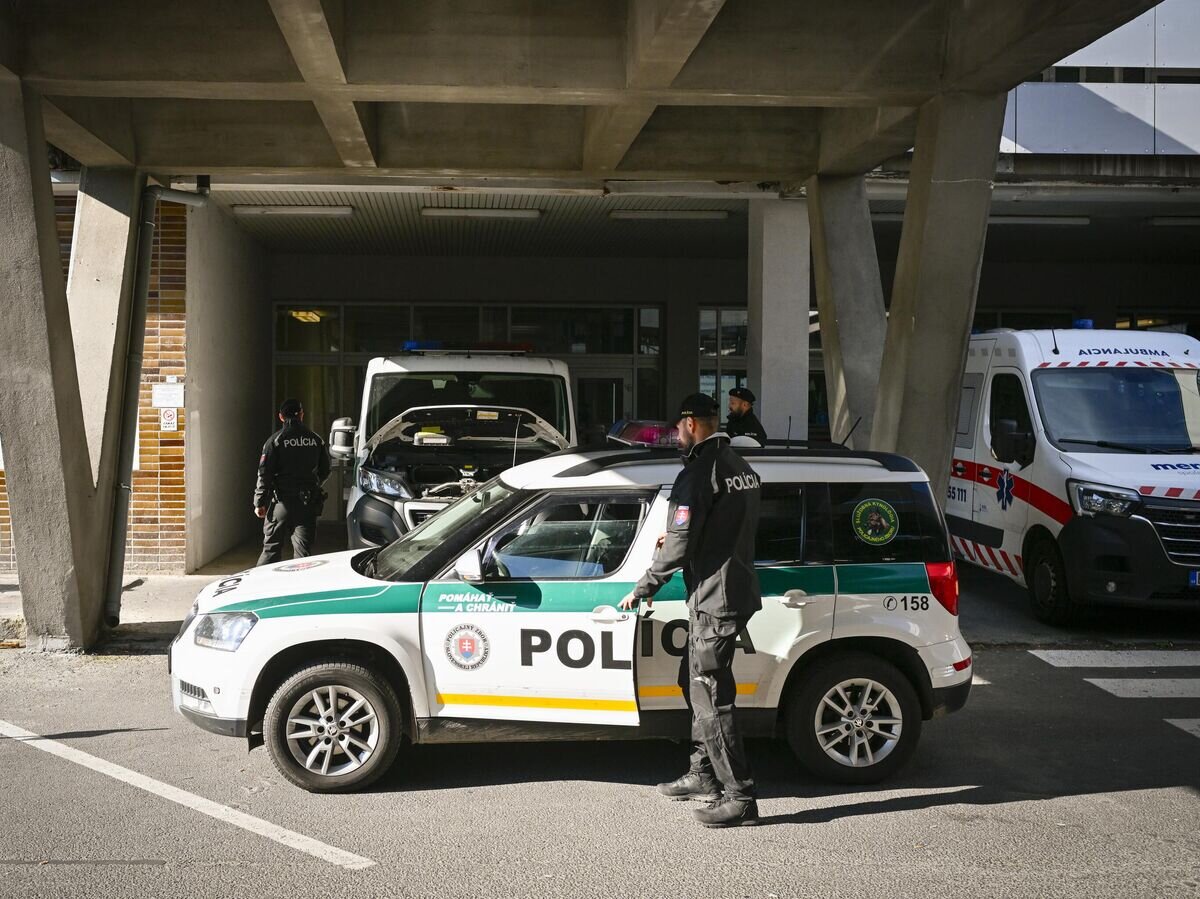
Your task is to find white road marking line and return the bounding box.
[1030,649,1200,668]
[0,718,375,871]
[971,674,991,686]
[1083,678,1200,699]
[1166,719,1200,740]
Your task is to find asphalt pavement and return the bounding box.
[0,567,1198,898]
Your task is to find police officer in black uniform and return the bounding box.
[725,386,768,445]
[620,393,763,827]
[254,398,331,566]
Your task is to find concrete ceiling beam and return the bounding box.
[583,0,726,172]
[40,97,135,167]
[946,0,1161,92]
[267,0,377,168]
[815,106,918,177]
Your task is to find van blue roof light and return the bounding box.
[1072,319,1094,330]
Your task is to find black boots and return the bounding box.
[656,772,722,802]
[692,797,760,828]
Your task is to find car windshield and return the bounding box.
[373,479,522,581]
[366,371,569,440]
[1032,367,1200,454]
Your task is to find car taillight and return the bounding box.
[925,561,959,616]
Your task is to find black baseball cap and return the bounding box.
[729,386,756,403]
[279,398,303,417]
[673,393,720,422]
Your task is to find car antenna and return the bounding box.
[786,416,792,449]
[1050,329,1060,355]
[511,412,521,470]
[840,416,863,447]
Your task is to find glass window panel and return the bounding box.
[414,305,479,344]
[699,367,718,398]
[510,307,633,354]
[699,308,718,357]
[639,308,661,355]
[480,306,508,343]
[720,308,748,356]
[345,305,409,354]
[274,364,341,439]
[276,306,341,352]
[636,366,662,419]
[719,369,747,400]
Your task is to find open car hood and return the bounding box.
[364,405,569,453]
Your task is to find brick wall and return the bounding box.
[0,195,189,575]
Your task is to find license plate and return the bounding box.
[1189,571,1200,588]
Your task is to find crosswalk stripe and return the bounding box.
[1166,719,1200,740]
[1031,650,1200,668]
[1084,678,1200,698]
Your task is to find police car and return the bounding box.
[170,445,971,793]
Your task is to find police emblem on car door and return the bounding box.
[419,492,652,726]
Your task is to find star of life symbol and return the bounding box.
[996,470,1015,511]
[445,623,490,671]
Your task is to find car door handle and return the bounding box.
[775,589,809,608]
[591,606,630,623]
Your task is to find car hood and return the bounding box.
[364,405,569,453]
[1061,451,1200,500]
[194,549,380,614]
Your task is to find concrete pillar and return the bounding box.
[0,81,108,648]
[68,168,145,488]
[808,175,887,449]
[870,92,1007,501]
[665,298,699,413]
[747,199,809,441]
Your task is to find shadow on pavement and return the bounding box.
[94,622,182,656]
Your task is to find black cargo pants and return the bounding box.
[677,610,756,801]
[257,492,318,566]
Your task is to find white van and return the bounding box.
[328,350,577,548]
[949,327,1200,623]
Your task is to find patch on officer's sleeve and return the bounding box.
[673,506,691,527]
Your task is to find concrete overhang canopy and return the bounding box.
[8,0,1157,182]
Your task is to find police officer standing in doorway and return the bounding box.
[254,398,331,566]
[620,393,762,827]
[726,386,768,445]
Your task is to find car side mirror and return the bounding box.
[454,549,484,584]
[329,417,356,462]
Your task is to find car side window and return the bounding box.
[755,483,833,566]
[481,494,650,580]
[990,373,1033,444]
[830,482,948,564]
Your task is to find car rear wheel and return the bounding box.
[264,661,403,793]
[1026,536,1076,626]
[785,652,922,785]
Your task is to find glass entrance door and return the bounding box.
[575,375,628,447]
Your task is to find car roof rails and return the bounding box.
[553,445,920,478]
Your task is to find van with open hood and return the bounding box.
[328,351,576,548]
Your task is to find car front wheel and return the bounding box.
[264,661,404,793]
[785,652,922,785]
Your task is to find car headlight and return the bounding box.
[1068,481,1140,518]
[359,466,413,499]
[175,601,199,643]
[194,612,258,651]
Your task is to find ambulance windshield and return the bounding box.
[366,372,569,441]
[1033,367,1200,454]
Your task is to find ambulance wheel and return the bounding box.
[264,661,403,793]
[1026,536,1076,626]
[785,652,921,785]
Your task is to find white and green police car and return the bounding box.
[170,446,972,792]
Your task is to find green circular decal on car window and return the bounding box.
[852,498,899,546]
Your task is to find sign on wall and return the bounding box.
[160,408,178,432]
[152,383,185,409]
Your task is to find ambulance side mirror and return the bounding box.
[993,418,1035,467]
[454,549,485,584]
[329,417,356,462]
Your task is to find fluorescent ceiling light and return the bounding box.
[1149,216,1200,227]
[232,205,353,217]
[609,210,729,221]
[289,310,324,323]
[988,215,1090,226]
[420,207,541,219]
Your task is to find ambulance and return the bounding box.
[948,327,1200,624]
[169,443,971,793]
